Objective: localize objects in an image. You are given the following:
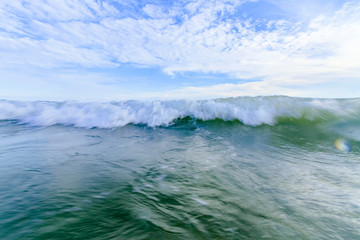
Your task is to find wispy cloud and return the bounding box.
[0,0,359,99]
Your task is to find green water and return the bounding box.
[0,120,359,239]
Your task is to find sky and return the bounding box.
[0,0,360,101]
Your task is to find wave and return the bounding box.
[0,96,359,128]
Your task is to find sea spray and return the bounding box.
[1,96,359,128]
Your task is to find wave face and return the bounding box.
[1,96,360,128]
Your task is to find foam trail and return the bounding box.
[0,96,359,128]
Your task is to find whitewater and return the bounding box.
[1,96,360,128]
[0,96,359,239]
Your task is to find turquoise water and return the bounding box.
[0,97,360,239]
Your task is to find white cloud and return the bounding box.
[0,0,360,99]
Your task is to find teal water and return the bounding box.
[0,97,360,239]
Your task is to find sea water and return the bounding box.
[0,96,359,239]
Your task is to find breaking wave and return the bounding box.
[0,96,359,128]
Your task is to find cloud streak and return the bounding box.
[0,0,360,99]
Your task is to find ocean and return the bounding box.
[0,96,359,239]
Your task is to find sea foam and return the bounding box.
[0,96,359,128]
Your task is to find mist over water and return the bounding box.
[0,97,360,239]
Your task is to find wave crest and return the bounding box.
[0,96,359,128]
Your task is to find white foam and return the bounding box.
[0,96,359,128]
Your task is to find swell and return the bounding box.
[0,96,359,128]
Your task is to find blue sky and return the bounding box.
[1,0,359,100]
